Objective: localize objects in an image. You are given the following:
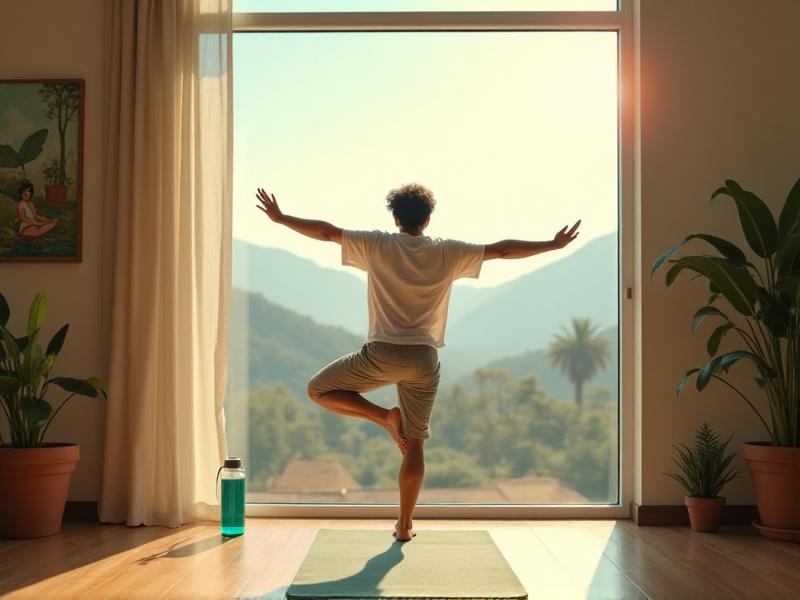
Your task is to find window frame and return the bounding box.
[233,0,636,520]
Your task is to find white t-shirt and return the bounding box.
[342,229,485,348]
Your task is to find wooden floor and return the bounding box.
[1,519,799,599]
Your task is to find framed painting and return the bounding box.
[0,79,84,262]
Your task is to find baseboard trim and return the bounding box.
[65,500,758,525]
[631,501,758,526]
[64,501,99,522]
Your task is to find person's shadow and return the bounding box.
[282,539,406,598]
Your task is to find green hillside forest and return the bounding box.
[226,288,619,502]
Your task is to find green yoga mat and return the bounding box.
[286,529,528,599]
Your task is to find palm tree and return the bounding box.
[548,318,611,409]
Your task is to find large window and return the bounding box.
[228,3,631,517]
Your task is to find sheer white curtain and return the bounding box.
[99,0,232,526]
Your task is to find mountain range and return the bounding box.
[483,324,618,402]
[229,286,617,406]
[233,232,617,360]
[232,238,502,337]
[230,232,619,403]
[228,287,363,401]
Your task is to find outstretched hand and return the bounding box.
[256,188,284,223]
[553,220,581,249]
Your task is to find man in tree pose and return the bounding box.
[256,183,580,542]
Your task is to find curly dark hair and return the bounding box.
[385,183,436,229]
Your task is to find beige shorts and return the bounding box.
[308,341,441,439]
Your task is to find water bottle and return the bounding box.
[217,457,245,536]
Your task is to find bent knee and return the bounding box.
[405,437,425,453]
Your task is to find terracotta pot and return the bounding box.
[45,185,68,206]
[684,495,725,532]
[0,443,80,538]
[742,441,800,532]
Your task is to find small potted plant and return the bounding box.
[652,177,800,540]
[663,422,741,532]
[0,291,106,538]
[41,157,72,206]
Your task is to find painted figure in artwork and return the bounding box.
[16,181,58,238]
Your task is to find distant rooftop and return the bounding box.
[271,459,362,493]
[257,459,591,503]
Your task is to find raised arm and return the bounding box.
[484,220,581,260]
[256,188,342,244]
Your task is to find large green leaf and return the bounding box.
[17,128,48,165]
[42,354,56,379]
[757,287,791,338]
[0,144,19,168]
[775,275,800,294]
[711,180,778,259]
[49,377,99,398]
[26,293,47,337]
[677,368,700,395]
[24,345,48,387]
[704,254,756,273]
[46,324,69,356]
[776,231,800,277]
[778,177,800,242]
[0,323,20,365]
[692,305,730,331]
[650,234,747,277]
[0,375,21,395]
[696,350,753,391]
[15,335,29,353]
[85,376,108,398]
[707,323,734,355]
[20,396,52,424]
[0,292,9,327]
[666,256,758,316]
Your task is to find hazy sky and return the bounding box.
[232,25,618,288]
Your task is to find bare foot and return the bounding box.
[384,407,408,455]
[395,526,416,542]
[393,519,414,539]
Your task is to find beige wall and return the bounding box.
[2,0,799,506]
[0,0,106,501]
[638,0,800,504]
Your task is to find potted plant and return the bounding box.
[652,177,800,541]
[663,422,741,532]
[38,84,79,207]
[41,157,72,206]
[0,291,106,538]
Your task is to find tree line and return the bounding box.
[230,316,617,500]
